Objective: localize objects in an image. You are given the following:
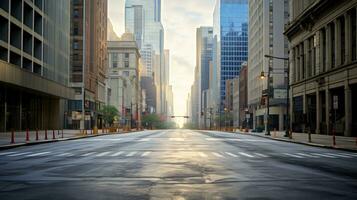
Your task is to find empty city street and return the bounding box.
[0,130,357,200]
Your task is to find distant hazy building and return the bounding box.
[213,0,248,110]
[285,0,357,136]
[248,0,289,131]
[196,27,213,128]
[125,0,166,115]
[0,0,73,132]
[107,33,141,128]
[239,63,249,128]
[68,0,108,130]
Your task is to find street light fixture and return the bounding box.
[263,54,290,137]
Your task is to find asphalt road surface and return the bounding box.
[0,129,357,200]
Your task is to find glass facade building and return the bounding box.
[213,0,248,107]
[125,0,166,114]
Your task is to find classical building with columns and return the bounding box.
[285,0,357,136]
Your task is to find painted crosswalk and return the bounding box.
[1,151,357,160]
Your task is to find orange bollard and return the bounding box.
[11,129,15,144]
[36,129,39,141]
[45,129,48,140]
[26,129,30,142]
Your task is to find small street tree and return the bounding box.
[101,105,119,127]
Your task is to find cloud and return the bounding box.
[108,0,216,117]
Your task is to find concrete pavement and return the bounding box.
[0,129,357,199]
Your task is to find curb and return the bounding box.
[0,131,143,151]
[235,131,357,153]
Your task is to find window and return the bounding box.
[123,71,129,76]
[124,61,129,68]
[125,53,129,59]
[73,9,79,18]
[111,53,118,68]
[352,9,357,61]
[340,16,345,64]
[73,42,79,50]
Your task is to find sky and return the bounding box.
[108,0,216,125]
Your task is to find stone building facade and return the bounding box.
[285,0,357,136]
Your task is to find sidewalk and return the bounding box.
[0,129,134,149]
[237,130,357,152]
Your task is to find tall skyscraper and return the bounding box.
[213,0,248,110]
[68,0,108,130]
[125,0,166,115]
[196,27,213,128]
[0,0,73,131]
[248,0,288,131]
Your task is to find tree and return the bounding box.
[142,114,161,129]
[101,105,119,127]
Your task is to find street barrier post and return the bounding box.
[52,130,55,140]
[11,129,15,144]
[26,129,29,142]
[62,130,64,138]
[36,129,39,141]
[45,130,48,140]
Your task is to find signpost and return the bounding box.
[333,96,338,146]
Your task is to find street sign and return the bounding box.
[274,89,287,99]
[333,96,338,110]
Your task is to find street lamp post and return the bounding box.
[263,55,290,137]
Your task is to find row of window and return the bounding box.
[292,8,357,83]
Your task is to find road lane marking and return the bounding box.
[7,152,32,157]
[212,152,225,158]
[96,152,112,157]
[0,152,17,156]
[141,152,151,157]
[225,152,239,157]
[239,152,254,158]
[139,138,151,141]
[56,153,73,157]
[81,152,96,157]
[205,138,222,141]
[169,138,185,141]
[338,153,357,157]
[111,151,124,156]
[311,153,336,158]
[254,153,269,158]
[25,152,51,157]
[126,152,137,157]
[325,153,351,158]
[296,153,320,158]
[198,152,208,157]
[283,153,304,158]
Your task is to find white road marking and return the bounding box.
[126,152,137,157]
[239,152,254,158]
[141,152,151,157]
[205,138,222,141]
[7,152,32,157]
[169,138,185,141]
[111,151,124,156]
[225,152,239,157]
[212,152,225,158]
[296,153,320,158]
[198,152,208,157]
[139,138,151,141]
[283,153,304,158]
[0,152,17,156]
[254,153,269,158]
[25,152,51,157]
[325,153,351,158]
[81,152,96,157]
[311,153,336,158]
[56,153,73,157]
[338,153,357,157]
[96,152,112,157]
